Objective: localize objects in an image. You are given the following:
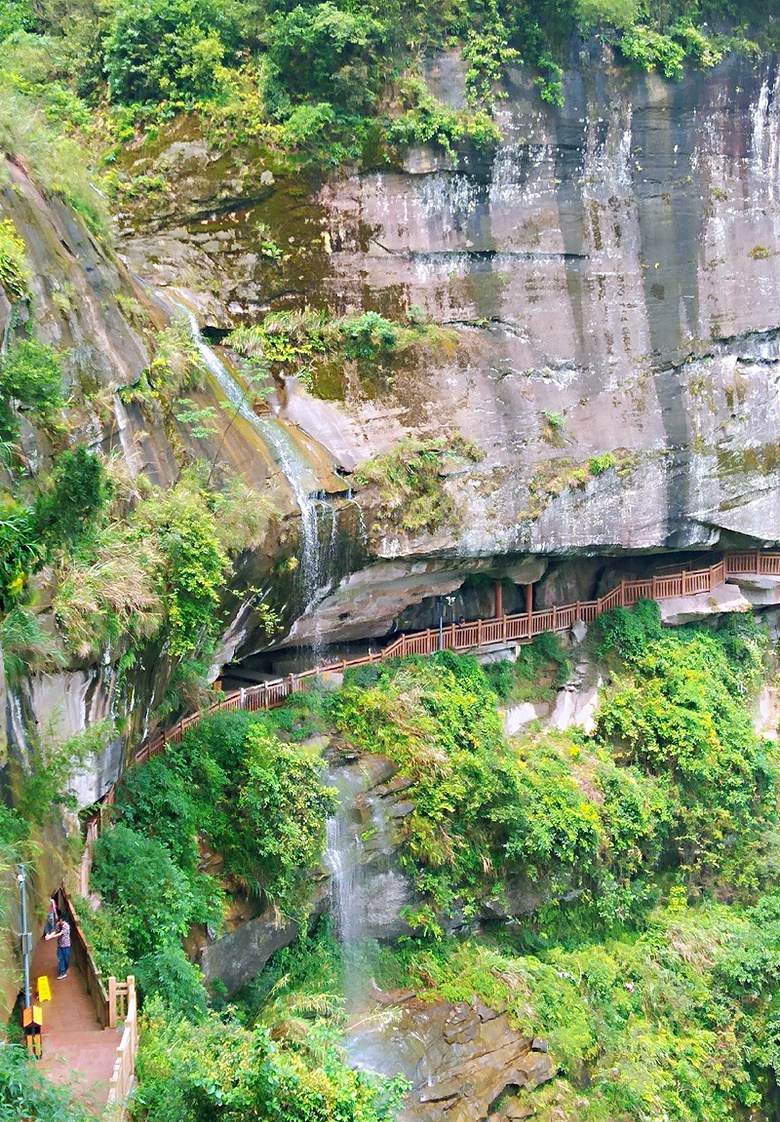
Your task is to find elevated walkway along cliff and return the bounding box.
[92,551,780,810]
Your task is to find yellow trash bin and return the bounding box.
[37,976,51,1003]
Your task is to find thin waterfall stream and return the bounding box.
[323,762,411,1017]
[166,296,342,652]
[323,768,369,1011]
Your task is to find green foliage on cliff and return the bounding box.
[48,466,269,666]
[104,0,240,104]
[227,308,457,398]
[0,338,64,441]
[0,218,30,302]
[1,0,772,181]
[331,613,776,927]
[596,607,775,888]
[133,994,406,1122]
[484,631,571,702]
[353,435,483,534]
[113,709,335,916]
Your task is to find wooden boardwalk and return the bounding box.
[31,934,121,1115]
[100,550,780,801]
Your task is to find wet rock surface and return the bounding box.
[345,997,555,1122]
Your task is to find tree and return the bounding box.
[104,0,240,104]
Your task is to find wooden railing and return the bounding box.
[106,976,138,1121]
[56,886,109,1028]
[58,885,139,1115]
[96,551,780,810]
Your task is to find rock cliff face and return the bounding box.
[6,46,780,793]
[112,48,780,654]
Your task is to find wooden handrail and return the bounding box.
[106,976,138,1120]
[56,886,110,1028]
[88,551,780,818]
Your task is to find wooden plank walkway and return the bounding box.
[31,934,121,1116]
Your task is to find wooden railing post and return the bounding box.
[108,976,117,1029]
[552,605,558,631]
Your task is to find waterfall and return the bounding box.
[751,65,780,201]
[323,764,412,1013]
[167,297,336,629]
[323,769,377,1009]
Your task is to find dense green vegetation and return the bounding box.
[6,599,780,1119]
[78,704,335,988]
[24,604,768,1121]
[0,0,775,192]
[0,1040,92,1122]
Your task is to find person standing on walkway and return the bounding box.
[44,897,58,936]
[45,918,71,978]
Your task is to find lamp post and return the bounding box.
[17,864,31,1009]
[439,595,456,650]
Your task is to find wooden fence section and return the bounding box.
[96,551,780,806]
[56,886,109,1029]
[106,976,138,1121]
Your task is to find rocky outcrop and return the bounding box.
[9,42,780,804]
[199,889,327,997]
[345,996,555,1122]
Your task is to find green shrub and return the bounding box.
[115,756,201,871]
[618,24,687,77]
[266,2,386,112]
[91,825,198,959]
[139,484,229,658]
[33,446,112,555]
[134,996,404,1122]
[595,598,662,662]
[104,0,240,104]
[0,1040,91,1122]
[485,631,571,703]
[116,710,335,915]
[0,338,64,437]
[234,726,336,914]
[588,451,617,475]
[595,626,777,883]
[0,218,29,301]
[134,945,209,1018]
